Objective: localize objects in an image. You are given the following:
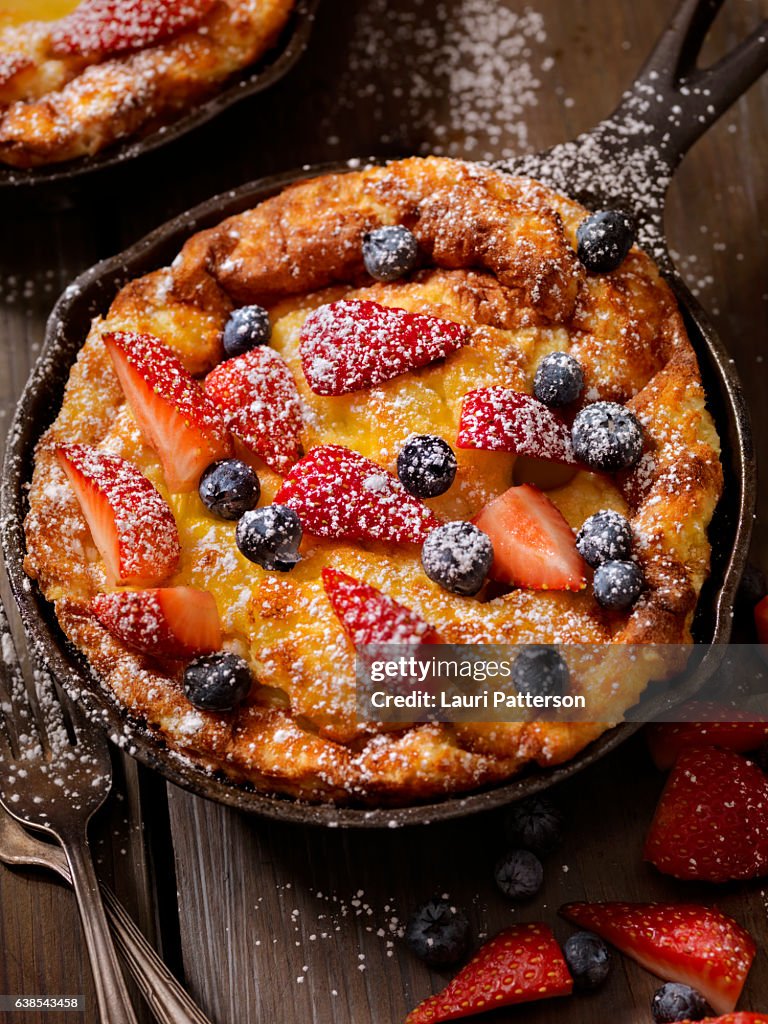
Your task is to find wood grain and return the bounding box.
[1,0,767,1022]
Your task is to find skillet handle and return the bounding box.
[611,0,768,168]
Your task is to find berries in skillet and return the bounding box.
[576,209,636,274]
[534,352,584,407]
[222,304,271,357]
[199,459,261,521]
[184,652,253,711]
[362,225,419,282]
[397,435,457,498]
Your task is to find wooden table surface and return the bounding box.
[1,1,768,1022]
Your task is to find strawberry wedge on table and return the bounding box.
[103,331,232,492]
[300,299,470,395]
[275,445,440,544]
[50,0,215,58]
[683,1016,768,1024]
[644,746,768,882]
[560,902,756,1015]
[205,347,302,475]
[405,923,573,1023]
[93,587,221,660]
[473,483,587,591]
[457,386,577,465]
[57,444,180,585]
[646,703,768,769]
[322,568,439,647]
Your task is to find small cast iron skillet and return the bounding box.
[0,0,763,827]
[0,0,319,189]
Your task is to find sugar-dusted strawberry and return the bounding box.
[472,484,587,591]
[300,299,470,396]
[322,568,439,647]
[204,347,302,475]
[755,596,768,645]
[93,587,220,660]
[646,703,768,770]
[644,746,768,882]
[57,444,180,585]
[560,902,755,1015]
[50,0,214,58]
[406,923,572,1023]
[103,331,232,493]
[274,445,440,544]
[457,387,577,465]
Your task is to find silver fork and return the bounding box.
[0,801,215,1024]
[0,599,140,1024]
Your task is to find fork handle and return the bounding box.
[63,832,140,1024]
[100,884,214,1024]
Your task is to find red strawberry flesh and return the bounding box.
[300,299,470,396]
[275,445,440,544]
[643,746,768,882]
[322,568,439,646]
[50,0,214,58]
[406,923,572,1023]
[57,444,180,585]
[755,595,768,645]
[93,587,221,660]
[473,483,587,591]
[560,901,756,1015]
[103,331,232,493]
[205,347,302,475]
[457,386,577,464]
[646,703,768,770]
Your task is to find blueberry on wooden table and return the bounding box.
[563,931,612,991]
[494,849,544,900]
[503,795,564,855]
[652,982,711,1023]
[404,899,470,967]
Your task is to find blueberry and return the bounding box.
[236,505,302,571]
[199,459,261,521]
[222,304,271,357]
[576,509,633,567]
[404,899,470,967]
[534,352,584,407]
[571,401,644,472]
[184,652,252,711]
[576,209,636,273]
[593,559,645,610]
[563,932,612,991]
[494,849,543,900]
[421,522,493,596]
[362,225,418,282]
[652,982,711,1023]
[512,645,569,698]
[503,795,563,855]
[397,435,457,498]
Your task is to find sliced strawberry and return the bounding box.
[472,484,587,591]
[322,568,439,646]
[646,703,768,770]
[103,331,232,493]
[755,595,768,645]
[457,387,577,465]
[644,746,768,882]
[57,444,180,585]
[300,299,470,396]
[50,0,214,58]
[204,348,302,475]
[684,1016,768,1024]
[274,445,440,544]
[93,587,220,660]
[405,923,572,1023]
[560,902,755,1015]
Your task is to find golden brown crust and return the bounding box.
[0,0,294,167]
[24,157,723,804]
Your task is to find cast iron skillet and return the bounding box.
[0,0,762,827]
[0,0,319,189]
